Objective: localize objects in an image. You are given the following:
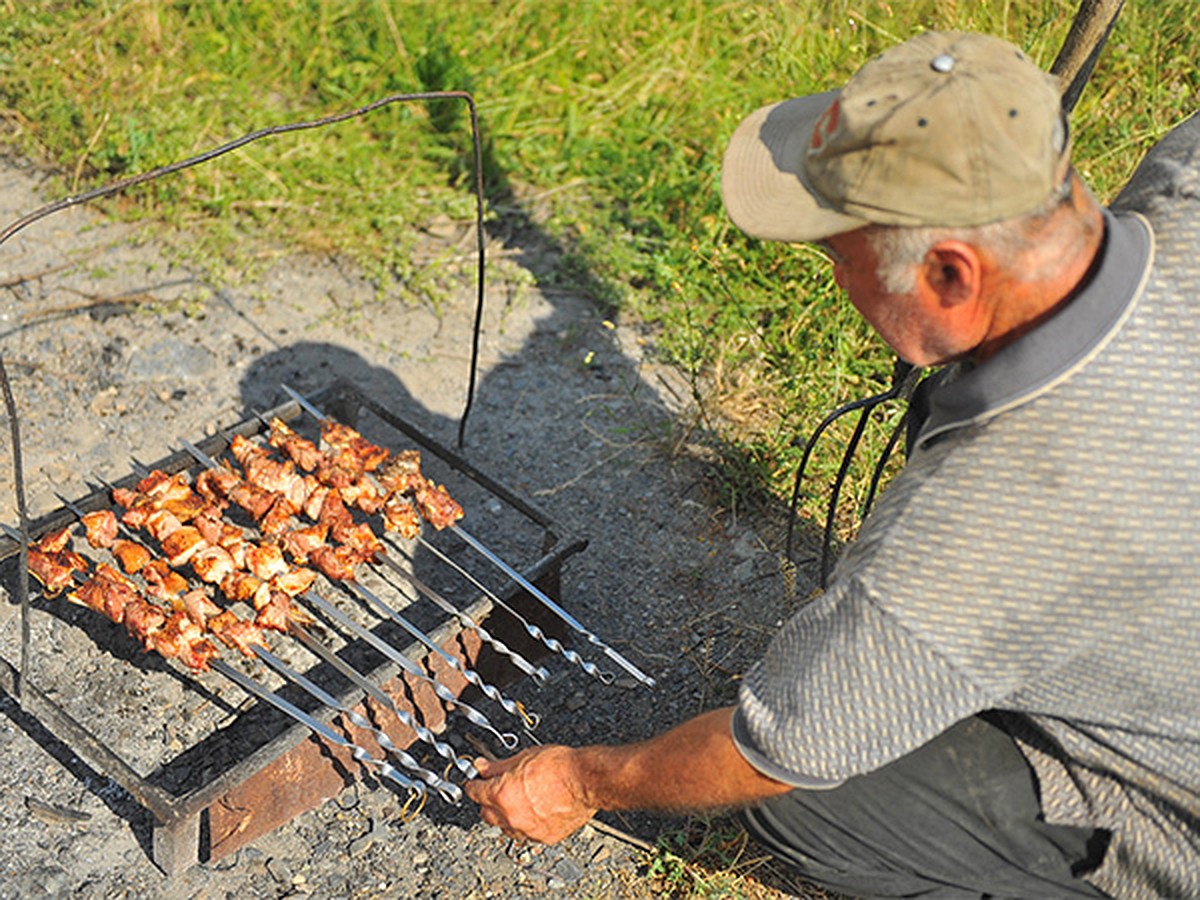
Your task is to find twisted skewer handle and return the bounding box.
[289,622,477,780]
[349,578,539,729]
[255,647,462,802]
[212,659,425,801]
[301,590,519,751]
[377,553,549,687]
[450,525,656,688]
[410,535,616,685]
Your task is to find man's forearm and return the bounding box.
[465,705,794,843]
[574,706,794,814]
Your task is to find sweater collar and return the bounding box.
[915,209,1153,447]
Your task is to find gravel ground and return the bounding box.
[0,147,827,899]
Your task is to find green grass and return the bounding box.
[1,1,1195,529]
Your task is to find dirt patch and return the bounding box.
[0,149,824,898]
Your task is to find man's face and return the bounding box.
[821,228,962,366]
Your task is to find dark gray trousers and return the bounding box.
[742,714,1109,899]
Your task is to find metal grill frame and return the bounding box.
[0,379,586,875]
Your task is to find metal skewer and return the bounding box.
[51,493,462,799]
[252,646,462,802]
[343,576,539,729]
[287,621,477,780]
[373,552,549,686]
[280,384,656,688]
[394,533,616,686]
[445,525,656,688]
[211,658,427,807]
[299,589,519,750]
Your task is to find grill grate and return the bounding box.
[0,379,587,874]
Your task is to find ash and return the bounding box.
[0,148,824,898]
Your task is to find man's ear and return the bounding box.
[917,241,983,309]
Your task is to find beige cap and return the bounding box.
[721,31,1070,242]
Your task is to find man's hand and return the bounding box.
[466,708,793,844]
[465,744,596,843]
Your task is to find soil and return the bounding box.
[0,146,828,899]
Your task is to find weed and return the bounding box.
[639,813,829,898]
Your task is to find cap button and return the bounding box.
[931,53,955,73]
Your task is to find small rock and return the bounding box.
[552,858,584,883]
[265,858,293,884]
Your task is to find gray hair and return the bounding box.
[865,175,1079,295]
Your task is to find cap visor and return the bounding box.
[721,91,866,242]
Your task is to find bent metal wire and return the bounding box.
[784,359,924,592]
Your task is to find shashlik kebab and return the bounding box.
[256,414,616,686]
[178,439,539,730]
[82,493,483,782]
[28,523,232,671]
[23,517,465,801]
[279,385,656,688]
[107,449,530,743]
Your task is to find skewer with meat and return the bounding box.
[76,525,268,664]
[61,557,220,672]
[267,416,460,529]
[27,527,90,596]
[320,420,390,472]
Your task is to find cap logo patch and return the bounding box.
[809,98,840,154]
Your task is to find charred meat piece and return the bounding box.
[195,466,240,506]
[277,522,328,564]
[67,564,138,625]
[226,481,277,521]
[271,566,318,597]
[122,599,167,648]
[81,509,119,549]
[35,526,73,555]
[208,610,268,657]
[340,478,387,516]
[191,544,236,585]
[414,481,464,530]
[160,525,207,568]
[315,447,364,489]
[28,544,89,596]
[150,611,219,672]
[320,420,390,472]
[309,544,358,582]
[180,588,223,628]
[376,450,424,495]
[220,571,270,610]
[382,495,422,539]
[267,417,326,472]
[253,591,292,632]
[259,494,299,537]
[112,538,152,574]
[143,508,184,543]
[141,559,190,600]
[246,542,290,581]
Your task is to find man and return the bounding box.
[467,31,1200,898]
